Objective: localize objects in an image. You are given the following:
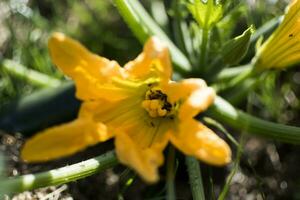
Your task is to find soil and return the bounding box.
[1,129,300,200]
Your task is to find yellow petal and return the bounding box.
[163,78,215,120]
[125,118,171,149]
[92,94,170,148]
[254,0,300,69]
[93,97,146,130]
[48,32,131,101]
[113,107,171,182]
[179,87,215,120]
[170,119,231,166]
[115,132,166,183]
[124,37,172,83]
[21,118,110,162]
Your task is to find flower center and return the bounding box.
[142,89,173,118]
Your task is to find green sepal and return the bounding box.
[188,0,223,30]
[221,26,254,65]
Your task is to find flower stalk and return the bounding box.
[207,97,300,144]
[186,156,205,200]
[1,59,62,88]
[200,29,209,72]
[113,0,191,74]
[166,145,176,200]
[0,151,118,194]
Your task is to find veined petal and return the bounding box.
[170,119,231,166]
[92,94,171,147]
[107,98,171,182]
[115,123,169,183]
[125,118,171,149]
[163,78,215,120]
[49,32,133,101]
[254,0,300,69]
[93,97,145,129]
[124,37,172,83]
[114,118,170,183]
[21,118,110,162]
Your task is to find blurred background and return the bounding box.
[0,0,141,108]
[0,0,300,199]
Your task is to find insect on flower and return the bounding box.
[21,33,231,183]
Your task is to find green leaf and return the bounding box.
[0,82,80,135]
[216,64,252,82]
[221,26,253,65]
[188,0,223,30]
[113,0,191,74]
[207,97,300,144]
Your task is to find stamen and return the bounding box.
[150,100,160,110]
[142,89,174,118]
[142,100,151,109]
[149,110,158,118]
[157,108,167,117]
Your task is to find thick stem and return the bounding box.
[0,151,118,194]
[186,156,205,200]
[207,97,300,144]
[166,145,176,200]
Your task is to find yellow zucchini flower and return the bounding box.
[254,0,300,69]
[21,33,231,183]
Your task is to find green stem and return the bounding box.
[113,0,191,74]
[0,151,118,194]
[171,0,187,55]
[112,0,147,44]
[200,29,209,72]
[1,59,62,88]
[118,169,136,200]
[186,156,205,200]
[166,145,176,200]
[207,97,300,144]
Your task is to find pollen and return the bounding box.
[150,100,160,110]
[142,89,173,118]
[158,108,167,117]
